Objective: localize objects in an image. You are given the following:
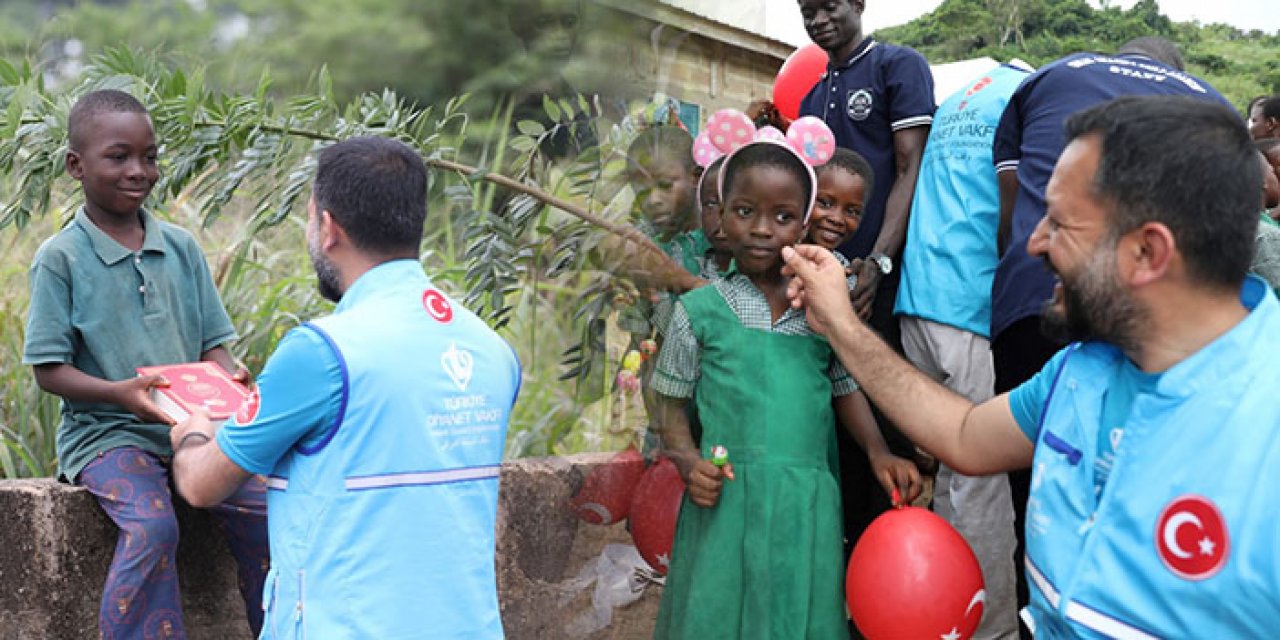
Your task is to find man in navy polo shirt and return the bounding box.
[990,36,1232,629]
[797,0,936,556]
[798,0,934,294]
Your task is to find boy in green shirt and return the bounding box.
[22,89,267,638]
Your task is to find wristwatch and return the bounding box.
[867,251,893,276]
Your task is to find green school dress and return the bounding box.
[653,285,847,639]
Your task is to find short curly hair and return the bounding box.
[67,89,149,152]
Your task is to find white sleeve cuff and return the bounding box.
[891,115,933,131]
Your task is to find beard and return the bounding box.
[1040,249,1145,353]
[309,236,343,303]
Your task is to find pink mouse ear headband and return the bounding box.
[692,108,836,223]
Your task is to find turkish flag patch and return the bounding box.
[1155,494,1229,581]
[235,387,261,425]
[422,288,454,323]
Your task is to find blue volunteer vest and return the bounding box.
[1024,280,1280,638]
[261,265,520,639]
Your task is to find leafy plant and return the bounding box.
[0,48,675,476]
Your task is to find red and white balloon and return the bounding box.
[628,455,686,575]
[568,446,646,525]
[846,506,986,640]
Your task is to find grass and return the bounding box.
[0,212,65,477]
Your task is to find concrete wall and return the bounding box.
[651,30,784,114]
[578,1,787,118]
[0,454,661,639]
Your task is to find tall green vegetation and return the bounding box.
[0,0,512,105]
[0,48,657,477]
[0,0,634,111]
[875,0,1280,108]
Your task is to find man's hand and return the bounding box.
[685,458,736,508]
[170,408,252,508]
[848,258,880,320]
[783,244,859,336]
[116,374,174,425]
[171,409,216,453]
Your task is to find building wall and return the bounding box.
[644,27,784,115]
[575,3,787,127]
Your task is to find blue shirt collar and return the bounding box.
[1151,275,1275,398]
[75,206,166,266]
[829,37,877,72]
[335,259,426,312]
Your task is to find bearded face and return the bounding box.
[306,196,343,303]
[308,227,343,303]
[1041,233,1146,353]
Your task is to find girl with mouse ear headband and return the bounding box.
[691,109,837,223]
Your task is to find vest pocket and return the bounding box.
[293,569,306,640]
[1042,430,1083,465]
[261,568,305,639]
[263,569,279,639]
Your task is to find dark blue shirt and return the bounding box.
[990,53,1233,338]
[799,38,935,258]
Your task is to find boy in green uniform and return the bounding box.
[22,89,267,638]
[626,125,709,280]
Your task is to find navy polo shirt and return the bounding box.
[799,38,936,258]
[990,53,1233,339]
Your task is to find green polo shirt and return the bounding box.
[23,207,237,482]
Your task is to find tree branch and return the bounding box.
[426,158,658,253]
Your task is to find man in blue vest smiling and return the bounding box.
[170,136,522,639]
[782,96,1280,636]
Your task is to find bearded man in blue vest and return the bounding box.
[782,96,1280,637]
[170,136,522,639]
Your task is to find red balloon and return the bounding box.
[846,506,986,640]
[568,446,646,525]
[772,43,830,121]
[628,455,686,575]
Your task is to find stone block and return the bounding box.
[0,479,250,639]
[0,455,664,639]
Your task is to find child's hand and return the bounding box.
[231,363,253,388]
[847,258,877,321]
[115,374,175,426]
[869,451,923,506]
[686,458,735,508]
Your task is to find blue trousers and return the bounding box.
[79,447,269,639]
